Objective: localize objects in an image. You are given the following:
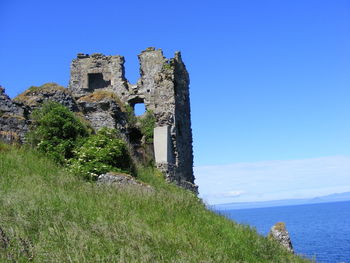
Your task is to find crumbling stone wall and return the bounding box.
[76,91,128,132]
[69,48,197,192]
[69,53,129,100]
[0,48,197,192]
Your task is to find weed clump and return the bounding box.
[139,110,156,143]
[274,222,287,231]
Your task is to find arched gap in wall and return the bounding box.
[129,97,146,116]
[134,103,146,116]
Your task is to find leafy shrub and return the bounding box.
[27,102,89,164]
[139,110,156,143]
[69,128,132,179]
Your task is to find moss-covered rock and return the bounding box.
[14,83,78,112]
[77,90,126,111]
[268,222,294,253]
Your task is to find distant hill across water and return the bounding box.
[213,192,350,210]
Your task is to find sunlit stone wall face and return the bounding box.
[68,48,197,193]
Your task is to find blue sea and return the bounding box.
[218,201,350,263]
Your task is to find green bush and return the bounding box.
[26,102,89,164]
[139,110,156,143]
[69,128,132,179]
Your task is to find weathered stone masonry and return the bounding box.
[0,48,197,192]
[68,48,196,192]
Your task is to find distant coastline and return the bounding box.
[212,191,350,210]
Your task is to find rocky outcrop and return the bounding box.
[0,87,24,115]
[268,222,294,253]
[14,83,78,114]
[0,86,28,142]
[97,172,153,191]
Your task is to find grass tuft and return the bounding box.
[274,222,287,231]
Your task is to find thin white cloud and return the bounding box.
[223,190,246,197]
[194,156,350,205]
[209,190,246,198]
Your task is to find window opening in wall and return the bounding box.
[124,55,140,84]
[134,103,146,116]
[88,73,111,91]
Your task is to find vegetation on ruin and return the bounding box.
[139,109,156,143]
[125,104,138,127]
[69,128,133,180]
[26,102,89,164]
[125,105,156,144]
[77,90,126,111]
[0,144,311,263]
[25,102,133,182]
[73,111,95,134]
[162,62,174,71]
[1,85,309,262]
[13,83,68,104]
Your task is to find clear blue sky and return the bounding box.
[1,0,350,203]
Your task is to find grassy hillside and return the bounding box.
[0,144,310,262]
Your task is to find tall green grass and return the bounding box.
[0,145,310,262]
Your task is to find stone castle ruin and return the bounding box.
[0,48,197,192]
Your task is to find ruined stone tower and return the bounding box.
[68,48,196,192]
